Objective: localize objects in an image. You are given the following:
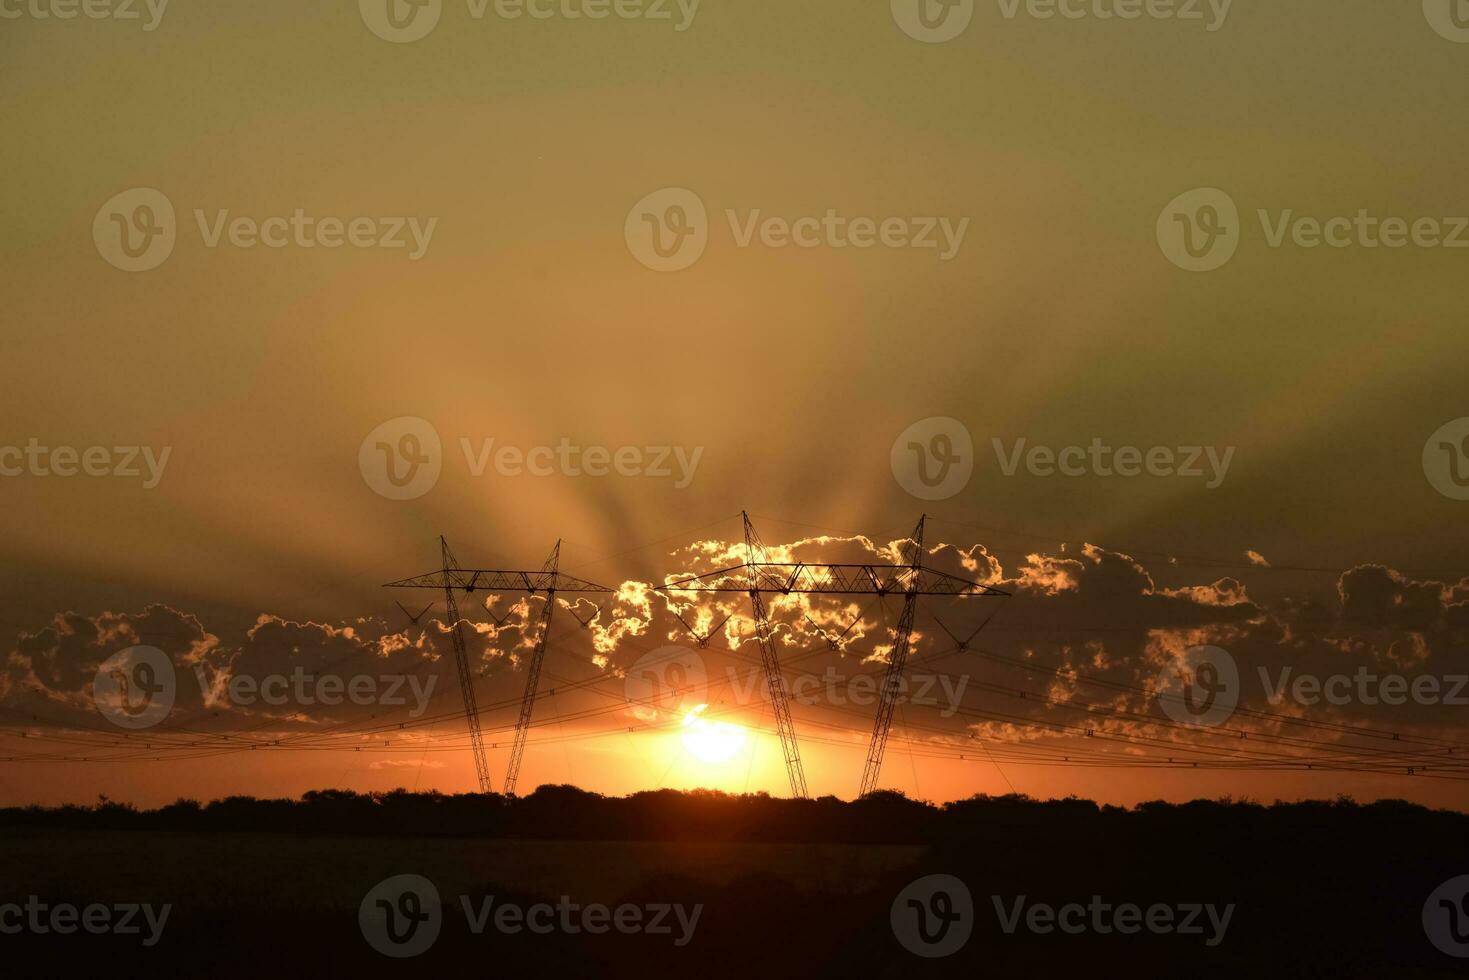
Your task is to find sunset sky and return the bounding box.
[2,0,1467,809]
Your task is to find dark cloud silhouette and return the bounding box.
[3,537,1466,758]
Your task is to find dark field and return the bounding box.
[2,788,1467,978]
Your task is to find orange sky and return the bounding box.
[2,1,1468,808]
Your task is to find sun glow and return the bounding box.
[679,704,747,764]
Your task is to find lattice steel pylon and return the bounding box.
[743,512,809,799]
[859,516,926,798]
[658,512,1009,799]
[385,538,613,796]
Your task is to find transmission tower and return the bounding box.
[744,512,808,799]
[385,538,613,796]
[860,515,926,798]
[658,512,1008,798]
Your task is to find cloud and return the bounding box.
[5,535,1465,760]
[5,604,221,722]
[1337,564,1466,632]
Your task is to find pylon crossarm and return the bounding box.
[658,563,1007,597]
[658,562,753,594]
[384,569,614,594]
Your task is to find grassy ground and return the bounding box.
[1,831,926,911]
[5,794,1467,978]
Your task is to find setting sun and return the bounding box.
[680,705,748,765]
